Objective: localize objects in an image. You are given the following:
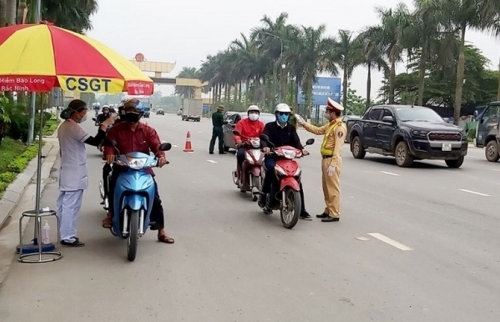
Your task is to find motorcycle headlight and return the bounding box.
[282,150,296,159]
[126,157,147,169]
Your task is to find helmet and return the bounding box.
[102,104,109,109]
[275,103,291,113]
[123,98,145,113]
[247,105,260,113]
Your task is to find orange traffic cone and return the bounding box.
[183,131,194,152]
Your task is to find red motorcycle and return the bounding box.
[259,134,314,229]
[231,131,264,201]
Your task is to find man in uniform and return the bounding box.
[209,105,227,154]
[295,98,347,222]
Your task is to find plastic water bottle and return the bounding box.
[42,220,50,244]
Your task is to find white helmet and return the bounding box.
[247,105,260,113]
[275,103,291,113]
[102,104,109,109]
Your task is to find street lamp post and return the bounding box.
[260,31,284,105]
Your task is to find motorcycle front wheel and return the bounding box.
[127,210,139,261]
[280,188,301,229]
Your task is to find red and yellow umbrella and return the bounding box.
[0,22,153,95]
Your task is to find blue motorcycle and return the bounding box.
[99,142,171,261]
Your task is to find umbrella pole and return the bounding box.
[16,94,62,263]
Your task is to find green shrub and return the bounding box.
[0,140,42,193]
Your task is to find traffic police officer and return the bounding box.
[209,105,227,154]
[296,98,347,222]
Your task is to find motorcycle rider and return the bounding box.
[233,105,265,191]
[96,105,110,125]
[102,98,174,244]
[258,103,312,220]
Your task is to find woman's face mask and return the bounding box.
[248,112,259,121]
[277,113,289,123]
[77,111,87,123]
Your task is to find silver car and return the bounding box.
[222,112,276,151]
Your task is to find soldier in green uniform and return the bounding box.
[209,105,227,154]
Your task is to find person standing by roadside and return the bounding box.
[295,98,347,222]
[209,105,227,154]
[57,99,116,246]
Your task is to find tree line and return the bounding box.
[176,1,500,122]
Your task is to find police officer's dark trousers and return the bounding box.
[262,157,306,213]
[209,126,224,153]
[107,165,165,229]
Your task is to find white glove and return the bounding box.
[327,165,335,177]
[295,114,306,125]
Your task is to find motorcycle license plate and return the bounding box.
[441,143,452,151]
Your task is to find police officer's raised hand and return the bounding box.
[295,114,306,125]
[327,165,335,177]
[158,156,167,168]
[302,149,310,156]
[106,155,115,164]
[262,147,271,154]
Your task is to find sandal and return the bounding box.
[102,215,112,228]
[158,234,175,244]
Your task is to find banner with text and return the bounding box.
[58,76,124,94]
[297,77,341,105]
[0,76,56,92]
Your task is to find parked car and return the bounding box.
[222,112,275,151]
[341,115,361,143]
[348,105,468,168]
[475,101,500,162]
[143,107,150,118]
[156,108,164,115]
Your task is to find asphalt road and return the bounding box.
[0,113,498,322]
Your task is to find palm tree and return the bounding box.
[331,30,361,108]
[435,0,499,123]
[374,3,411,104]
[356,28,388,109]
[42,0,99,33]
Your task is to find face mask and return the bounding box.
[277,114,289,123]
[78,113,87,123]
[124,112,141,123]
[248,113,259,121]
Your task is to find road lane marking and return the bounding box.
[172,144,178,148]
[458,189,490,197]
[207,160,217,164]
[355,237,370,241]
[379,171,400,176]
[368,233,413,251]
[492,169,500,172]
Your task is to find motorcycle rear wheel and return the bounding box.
[280,188,301,229]
[127,210,139,261]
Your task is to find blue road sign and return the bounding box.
[297,77,341,105]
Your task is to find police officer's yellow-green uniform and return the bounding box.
[301,98,347,222]
[209,105,226,154]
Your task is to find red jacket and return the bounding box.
[233,118,265,144]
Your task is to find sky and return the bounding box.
[87,0,500,99]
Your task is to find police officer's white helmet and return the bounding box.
[247,105,260,113]
[275,103,291,113]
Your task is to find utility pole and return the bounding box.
[27,0,42,145]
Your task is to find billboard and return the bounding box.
[297,77,341,105]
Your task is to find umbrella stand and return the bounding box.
[16,93,63,263]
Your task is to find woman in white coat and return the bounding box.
[57,99,115,247]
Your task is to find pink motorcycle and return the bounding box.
[232,131,264,201]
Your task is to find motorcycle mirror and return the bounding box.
[159,142,172,151]
[232,130,241,136]
[92,118,97,121]
[305,138,315,145]
[259,134,270,142]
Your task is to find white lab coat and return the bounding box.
[56,119,90,242]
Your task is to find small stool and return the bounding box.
[17,209,63,263]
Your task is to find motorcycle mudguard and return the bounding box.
[249,166,261,176]
[112,170,156,236]
[279,177,300,191]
